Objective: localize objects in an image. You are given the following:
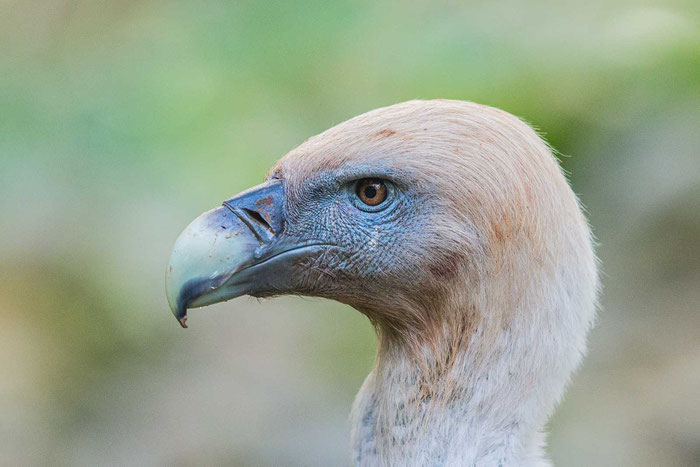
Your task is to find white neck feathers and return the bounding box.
[350,242,597,466]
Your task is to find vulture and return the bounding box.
[166,100,599,466]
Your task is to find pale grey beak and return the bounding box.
[165,179,328,328]
[165,204,258,328]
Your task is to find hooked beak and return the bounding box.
[165,179,326,328]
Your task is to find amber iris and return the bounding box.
[356,179,387,206]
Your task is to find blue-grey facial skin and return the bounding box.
[276,165,450,320]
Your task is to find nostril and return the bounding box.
[243,208,274,235]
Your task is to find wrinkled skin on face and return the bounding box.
[265,165,455,325]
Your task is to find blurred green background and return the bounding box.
[2,1,699,465]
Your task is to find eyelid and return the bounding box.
[334,167,402,186]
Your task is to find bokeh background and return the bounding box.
[2,1,699,465]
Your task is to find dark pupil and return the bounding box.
[364,185,377,199]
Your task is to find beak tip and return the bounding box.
[178,315,188,329]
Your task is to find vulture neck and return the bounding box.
[351,302,558,466]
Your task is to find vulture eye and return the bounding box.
[356,179,388,207]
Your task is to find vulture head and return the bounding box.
[166,100,598,465]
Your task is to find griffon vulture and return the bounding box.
[166,99,599,466]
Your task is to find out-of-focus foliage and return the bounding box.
[1,1,699,465]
